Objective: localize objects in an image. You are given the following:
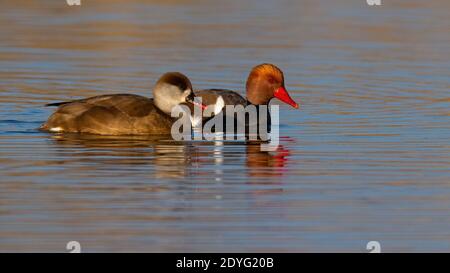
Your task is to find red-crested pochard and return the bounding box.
[195,64,298,136]
[195,63,299,110]
[40,72,205,135]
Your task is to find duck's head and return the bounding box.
[246,63,299,108]
[153,72,206,115]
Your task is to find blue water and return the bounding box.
[0,0,449,252]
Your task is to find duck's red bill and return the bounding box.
[192,100,207,110]
[274,87,299,109]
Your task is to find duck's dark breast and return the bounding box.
[40,94,174,135]
[195,90,271,138]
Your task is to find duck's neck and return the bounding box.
[242,99,272,133]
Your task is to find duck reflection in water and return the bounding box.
[246,143,290,178]
[48,134,199,179]
[47,133,291,180]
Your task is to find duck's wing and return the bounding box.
[195,89,247,107]
[45,94,141,107]
[41,94,173,135]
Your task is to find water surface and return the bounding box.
[0,0,449,252]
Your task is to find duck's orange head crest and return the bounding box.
[246,63,298,108]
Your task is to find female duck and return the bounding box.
[40,72,204,135]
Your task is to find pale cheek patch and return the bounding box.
[182,89,192,102]
[49,127,64,132]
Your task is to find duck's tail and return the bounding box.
[45,101,70,107]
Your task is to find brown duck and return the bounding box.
[40,72,205,135]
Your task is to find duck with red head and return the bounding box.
[246,64,298,108]
[195,63,299,133]
[196,63,299,109]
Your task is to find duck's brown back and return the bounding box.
[40,94,174,135]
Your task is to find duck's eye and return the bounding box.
[267,77,275,84]
[185,90,195,102]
